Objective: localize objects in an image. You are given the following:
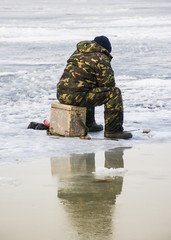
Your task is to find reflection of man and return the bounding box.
[51,148,128,240]
[105,147,125,169]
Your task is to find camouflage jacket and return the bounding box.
[57,40,115,94]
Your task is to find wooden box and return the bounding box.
[49,102,87,137]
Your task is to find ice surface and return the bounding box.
[0,0,171,164]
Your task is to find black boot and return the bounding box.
[104,131,132,139]
[86,108,103,132]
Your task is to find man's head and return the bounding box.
[94,35,112,53]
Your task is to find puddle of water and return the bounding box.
[0,144,171,240]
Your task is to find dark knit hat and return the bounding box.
[94,35,112,53]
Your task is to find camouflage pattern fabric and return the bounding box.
[57,40,123,132]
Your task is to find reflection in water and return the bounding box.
[51,148,129,240]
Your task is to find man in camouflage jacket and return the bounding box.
[57,36,132,139]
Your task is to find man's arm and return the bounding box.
[95,56,115,88]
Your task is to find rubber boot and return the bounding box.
[104,131,132,139]
[86,108,103,132]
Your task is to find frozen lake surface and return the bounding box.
[0,0,171,164]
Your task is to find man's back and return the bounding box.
[57,40,114,95]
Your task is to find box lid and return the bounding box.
[51,102,86,111]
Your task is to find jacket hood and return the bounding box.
[76,41,113,60]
